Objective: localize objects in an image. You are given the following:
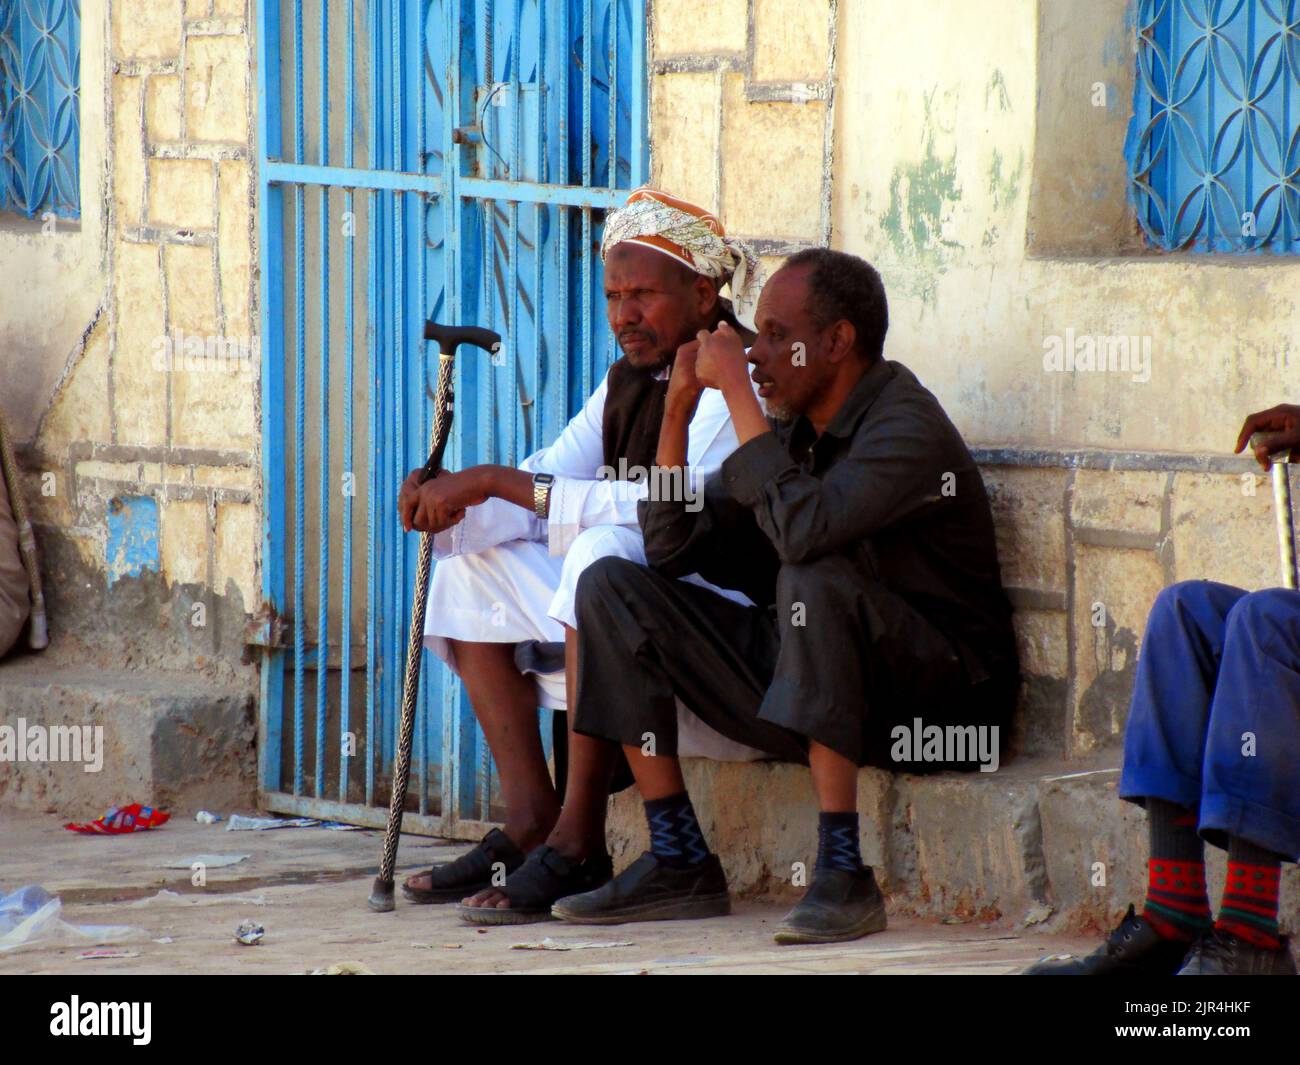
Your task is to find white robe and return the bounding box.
[423,368,766,761]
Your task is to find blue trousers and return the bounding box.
[1120,580,1300,861]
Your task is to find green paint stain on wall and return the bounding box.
[881,146,961,254]
[878,89,962,304]
[988,147,1025,211]
[985,69,1012,112]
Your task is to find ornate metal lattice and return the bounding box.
[1128,0,1300,252]
[0,0,80,219]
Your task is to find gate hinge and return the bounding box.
[243,601,289,652]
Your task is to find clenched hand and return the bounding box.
[1235,404,1300,469]
[399,468,487,533]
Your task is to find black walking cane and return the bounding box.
[368,320,501,913]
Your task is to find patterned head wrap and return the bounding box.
[600,186,765,329]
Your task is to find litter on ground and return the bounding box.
[235,920,265,945]
[0,886,149,954]
[510,938,635,951]
[64,804,170,835]
[160,854,251,869]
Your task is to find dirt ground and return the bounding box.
[0,809,1095,975]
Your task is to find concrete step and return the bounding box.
[0,654,256,815]
[3,651,1294,936]
[605,755,1300,934]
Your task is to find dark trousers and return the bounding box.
[1119,580,1300,861]
[572,554,1013,769]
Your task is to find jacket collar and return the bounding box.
[785,358,896,442]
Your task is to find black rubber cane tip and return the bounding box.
[367,876,396,913]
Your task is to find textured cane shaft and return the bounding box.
[377,532,435,882]
[376,352,455,886]
[1273,460,1297,590]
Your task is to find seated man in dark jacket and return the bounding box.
[553,248,1020,943]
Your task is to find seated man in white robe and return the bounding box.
[398,187,765,912]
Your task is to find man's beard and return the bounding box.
[618,331,672,372]
[761,398,794,422]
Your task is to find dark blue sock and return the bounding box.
[645,792,709,868]
[816,811,863,873]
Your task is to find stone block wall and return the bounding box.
[17,0,259,685]
[983,457,1282,760]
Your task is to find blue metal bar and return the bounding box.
[293,179,305,800]
[416,0,429,817]
[256,0,285,796]
[364,0,381,807]
[292,0,306,797]
[266,160,440,191]
[535,2,546,445]
[458,175,627,206]
[582,203,592,401]
[391,0,406,802]
[559,0,570,422]
[1285,2,1293,248]
[510,6,521,472]
[314,1,331,799]
[339,0,357,804]
[582,0,593,398]
[630,0,646,185]
[583,0,592,189]
[609,0,617,187]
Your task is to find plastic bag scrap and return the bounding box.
[225,815,317,831]
[224,814,363,832]
[0,886,149,954]
[64,804,171,835]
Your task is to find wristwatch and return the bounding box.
[532,472,555,519]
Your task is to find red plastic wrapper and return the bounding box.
[64,804,171,835]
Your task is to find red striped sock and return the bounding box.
[1142,858,1212,941]
[1216,860,1282,950]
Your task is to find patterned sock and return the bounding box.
[644,792,709,868]
[1141,798,1212,941]
[1216,836,1283,950]
[816,811,864,873]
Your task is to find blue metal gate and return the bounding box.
[254,0,647,836]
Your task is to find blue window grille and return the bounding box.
[0,0,80,219]
[1128,0,1300,252]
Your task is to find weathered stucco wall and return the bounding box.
[13,0,260,684]
[648,0,1296,761]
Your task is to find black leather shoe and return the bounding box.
[1021,905,1194,975]
[1176,929,1297,975]
[774,866,887,944]
[551,851,730,924]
